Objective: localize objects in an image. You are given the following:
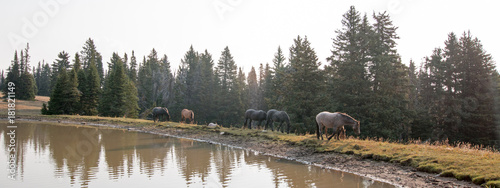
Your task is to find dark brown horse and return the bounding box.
[244,109,267,129]
[316,112,360,140]
[181,109,194,124]
[265,109,291,134]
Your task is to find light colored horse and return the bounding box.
[316,112,360,140]
[181,109,194,124]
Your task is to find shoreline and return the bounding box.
[13,117,480,188]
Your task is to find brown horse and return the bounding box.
[181,109,194,124]
[316,112,360,140]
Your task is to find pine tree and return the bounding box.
[80,60,100,115]
[47,67,80,115]
[51,51,70,91]
[37,62,51,96]
[128,50,137,83]
[455,31,497,145]
[327,6,371,136]
[215,46,242,126]
[81,38,103,86]
[16,44,37,100]
[3,52,20,97]
[366,11,410,139]
[285,35,324,133]
[198,50,218,123]
[99,53,137,117]
[247,66,259,109]
[268,46,288,109]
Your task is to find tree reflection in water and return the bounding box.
[0,121,393,188]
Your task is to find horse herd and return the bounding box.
[151,107,361,141]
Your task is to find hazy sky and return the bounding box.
[1,0,498,75]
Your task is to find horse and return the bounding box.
[265,109,291,134]
[316,112,360,140]
[152,107,170,123]
[181,109,194,124]
[244,109,267,129]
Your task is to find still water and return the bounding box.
[1,121,394,188]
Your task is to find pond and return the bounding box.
[1,121,394,187]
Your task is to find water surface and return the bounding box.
[0,121,394,187]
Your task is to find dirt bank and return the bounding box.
[19,118,479,188]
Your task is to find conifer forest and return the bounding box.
[3,6,499,148]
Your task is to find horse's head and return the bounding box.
[354,121,361,135]
[163,108,170,121]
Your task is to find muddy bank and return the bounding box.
[18,118,478,188]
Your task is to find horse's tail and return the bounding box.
[316,121,320,140]
[191,111,194,123]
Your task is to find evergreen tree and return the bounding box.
[3,52,20,97]
[47,67,80,114]
[284,35,324,133]
[51,51,70,91]
[327,6,371,136]
[198,50,218,123]
[80,60,100,115]
[366,11,410,139]
[99,53,137,117]
[128,50,138,83]
[268,46,288,109]
[17,44,37,100]
[81,38,103,85]
[455,31,497,145]
[215,46,242,126]
[247,66,259,109]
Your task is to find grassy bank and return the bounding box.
[2,97,499,187]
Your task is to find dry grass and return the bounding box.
[0,94,47,116]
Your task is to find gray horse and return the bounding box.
[244,109,267,129]
[265,109,291,134]
[152,107,170,123]
[316,111,360,140]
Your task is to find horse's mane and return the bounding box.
[335,112,359,122]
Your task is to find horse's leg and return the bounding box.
[248,119,253,129]
[327,128,337,141]
[278,122,284,133]
[319,124,324,140]
[244,118,248,129]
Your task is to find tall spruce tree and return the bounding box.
[327,6,371,136]
[47,67,80,115]
[215,46,242,126]
[80,60,100,115]
[3,52,20,97]
[247,66,259,109]
[81,38,104,86]
[198,50,218,123]
[367,11,410,139]
[455,31,497,145]
[285,35,324,133]
[17,44,37,100]
[268,46,288,109]
[99,53,137,117]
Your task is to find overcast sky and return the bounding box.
[1,0,498,75]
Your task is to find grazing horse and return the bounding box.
[244,109,267,129]
[181,109,194,124]
[152,107,170,123]
[316,112,360,140]
[265,109,291,134]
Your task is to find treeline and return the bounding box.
[2,6,499,147]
